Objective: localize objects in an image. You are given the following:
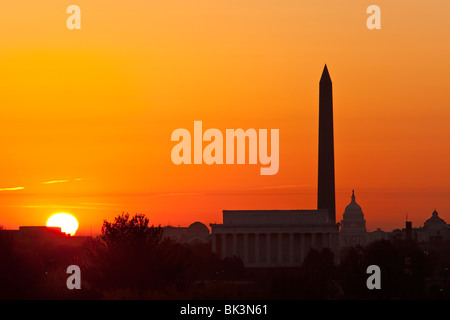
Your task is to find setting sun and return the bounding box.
[46,213,79,236]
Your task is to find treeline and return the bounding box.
[0,214,449,299]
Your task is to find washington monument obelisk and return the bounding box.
[317,64,336,223]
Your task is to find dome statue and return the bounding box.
[343,190,364,220]
[421,209,450,242]
[424,209,446,228]
[340,190,367,247]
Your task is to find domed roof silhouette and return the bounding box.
[424,209,446,227]
[187,221,209,233]
[343,190,364,219]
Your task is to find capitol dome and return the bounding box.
[340,190,367,247]
[343,190,364,219]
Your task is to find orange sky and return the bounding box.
[0,1,449,234]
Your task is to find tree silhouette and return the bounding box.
[338,246,367,298]
[101,213,162,249]
[298,248,339,299]
[85,213,192,295]
[220,255,246,280]
[0,231,45,299]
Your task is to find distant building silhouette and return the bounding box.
[365,209,450,245]
[210,65,340,267]
[368,228,388,242]
[409,209,450,243]
[405,220,413,242]
[163,222,210,244]
[422,209,449,239]
[340,190,367,247]
[0,226,86,247]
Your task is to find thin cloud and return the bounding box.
[151,192,205,198]
[0,187,25,191]
[42,180,70,185]
[42,178,86,184]
[242,184,308,191]
[80,202,118,206]
[21,205,88,209]
[0,203,113,211]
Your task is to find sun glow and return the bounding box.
[46,213,79,236]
